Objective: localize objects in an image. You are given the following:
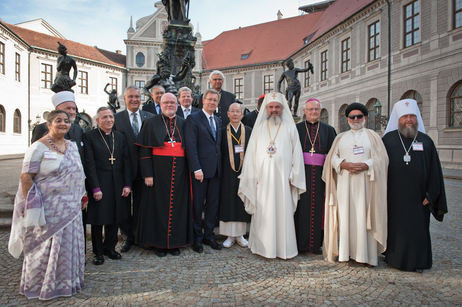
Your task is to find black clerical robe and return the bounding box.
[83,128,132,225]
[295,120,336,252]
[383,130,447,271]
[241,110,258,129]
[135,114,193,249]
[219,123,252,223]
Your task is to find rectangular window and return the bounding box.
[78,71,88,94]
[321,50,328,81]
[304,60,311,87]
[404,0,420,48]
[368,21,380,62]
[264,75,273,94]
[341,38,351,73]
[234,78,243,100]
[456,0,462,28]
[41,64,53,89]
[15,53,20,82]
[135,80,145,101]
[0,42,4,75]
[109,77,118,92]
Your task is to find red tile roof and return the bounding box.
[202,0,375,71]
[201,12,324,71]
[3,22,126,68]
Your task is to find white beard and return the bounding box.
[348,121,366,130]
[268,115,282,126]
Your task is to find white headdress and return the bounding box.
[252,92,294,129]
[51,91,75,108]
[383,99,425,135]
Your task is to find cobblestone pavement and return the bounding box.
[0,179,461,306]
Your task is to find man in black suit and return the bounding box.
[113,85,154,252]
[142,85,165,115]
[176,87,199,119]
[185,89,223,253]
[196,70,236,127]
[83,107,132,265]
[242,94,265,129]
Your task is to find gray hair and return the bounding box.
[209,70,224,82]
[124,85,141,96]
[96,106,112,117]
[178,86,192,97]
[151,85,165,93]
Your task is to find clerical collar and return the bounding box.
[162,113,176,120]
[98,127,112,135]
[307,120,318,125]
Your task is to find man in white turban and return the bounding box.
[238,92,305,259]
[382,99,447,272]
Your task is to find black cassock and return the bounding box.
[219,124,252,223]
[135,114,193,249]
[83,128,132,225]
[295,121,336,253]
[383,130,447,271]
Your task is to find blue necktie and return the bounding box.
[209,116,216,140]
[184,108,190,118]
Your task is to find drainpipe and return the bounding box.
[27,49,31,147]
[387,0,391,118]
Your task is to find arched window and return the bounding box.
[366,98,381,131]
[401,90,423,114]
[13,109,21,134]
[339,104,349,132]
[320,108,329,124]
[449,80,462,128]
[136,52,145,67]
[0,105,5,132]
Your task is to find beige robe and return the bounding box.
[238,120,306,259]
[322,128,388,265]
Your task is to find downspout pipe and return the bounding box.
[387,0,391,118]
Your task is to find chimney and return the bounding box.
[116,50,122,54]
[277,10,283,20]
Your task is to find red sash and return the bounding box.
[152,142,185,157]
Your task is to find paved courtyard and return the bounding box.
[0,175,461,306]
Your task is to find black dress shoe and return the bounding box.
[121,241,133,253]
[93,255,104,265]
[193,241,203,253]
[104,250,122,260]
[169,248,180,256]
[203,238,222,250]
[156,248,167,257]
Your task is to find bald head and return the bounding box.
[160,93,178,118]
[228,102,242,126]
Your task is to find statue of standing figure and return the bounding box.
[104,83,121,113]
[162,0,190,24]
[277,58,314,118]
[51,42,78,93]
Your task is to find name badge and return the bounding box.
[353,146,364,155]
[234,145,244,153]
[44,151,57,160]
[412,142,423,151]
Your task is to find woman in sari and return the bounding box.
[8,110,87,300]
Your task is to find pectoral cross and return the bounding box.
[309,147,315,156]
[169,140,175,147]
[109,155,116,165]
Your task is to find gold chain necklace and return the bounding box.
[98,128,116,164]
[266,120,282,158]
[304,120,320,156]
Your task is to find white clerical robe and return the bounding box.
[238,120,306,259]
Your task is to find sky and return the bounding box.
[0,0,318,54]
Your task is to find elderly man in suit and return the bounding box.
[185,89,223,253]
[176,87,199,119]
[114,85,154,252]
[142,85,165,115]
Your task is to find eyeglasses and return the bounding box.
[347,114,364,120]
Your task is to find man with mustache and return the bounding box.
[322,103,388,267]
[382,99,447,272]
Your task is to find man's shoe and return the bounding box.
[121,241,133,253]
[104,250,122,260]
[193,241,203,253]
[203,238,222,250]
[93,255,104,265]
[156,248,167,257]
[169,248,180,256]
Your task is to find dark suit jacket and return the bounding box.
[185,111,222,179]
[142,102,160,115]
[242,110,259,129]
[196,90,235,128]
[176,105,200,118]
[113,110,153,180]
[31,122,85,164]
